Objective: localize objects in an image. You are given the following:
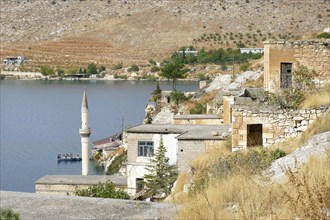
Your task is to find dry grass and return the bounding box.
[269,113,330,154]
[177,152,330,220]
[243,73,264,88]
[300,83,330,109]
[185,90,219,114]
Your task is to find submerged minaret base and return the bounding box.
[79,91,91,175]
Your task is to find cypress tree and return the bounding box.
[143,136,178,198]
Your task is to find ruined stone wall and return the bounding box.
[264,39,330,92]
[231,106,330,150]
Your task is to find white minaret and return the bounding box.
[79,91,91,175]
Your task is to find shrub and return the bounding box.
[74,180,130,199]
[150,66,159,72]
[239,63,250,72]
[112,63,123,70]
[86,63,97,75]
[148,59,157,65]
[0,208,20,220]
[316,32,330,39]
[40,66,55,76]
[127,64,139,72]
[189,103,206,114]
[170,90,187,105]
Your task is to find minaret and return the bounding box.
[79,91,91,175]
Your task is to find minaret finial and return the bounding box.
[82,91,88,109]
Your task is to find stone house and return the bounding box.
[123,124,230,195]
[264,39,330,93]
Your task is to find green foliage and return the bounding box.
[150,66,160,72]
[170,90,188,105]
[127,64,139,72]
[57,68,65,77]
[239,62,250,72]
[316,32,330,39]
[266,89,305,109]
[151,81,162,102]
[266,64,316,109]
[0,208,20,220]
[144,136,178,198]
[189,103,206,114]
[106,151,127,175]
[112,63,123,70]
[40,66,55,76]
[145,111,153,124]
[160,58,188,90]
[87,63,97,75]
[74,180,130,199]
[197,73,210,81]
[148,59,157,65]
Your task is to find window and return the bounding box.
[136,178,144,192]
[138,141,154,157]
[280,63,292,88]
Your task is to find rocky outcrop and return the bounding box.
[267,131,330,182]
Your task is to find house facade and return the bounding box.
[123,124,230,195]
[264,39,330,92]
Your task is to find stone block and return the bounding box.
[263,133,274,138]
[297,126,308,132]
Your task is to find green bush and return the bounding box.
[189,103,206,114]
[148,59,157,65]
[150,66,159,72]
[170,90,187,105]
[0,208,20,220]
[127,64,139,72]
[112,63,123,70]
[74,181,130,199]
[40,66,55,76]
[316,32,330,39]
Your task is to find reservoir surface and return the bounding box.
[0,79,198,192]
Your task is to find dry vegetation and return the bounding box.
[177,152,330,219]
[300,83,330,109]
[1,0,329,69]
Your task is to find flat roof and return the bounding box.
[35,175,127,186]
[173,114,220,120]
[126,124,231,140]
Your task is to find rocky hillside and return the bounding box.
[1,0,329,69]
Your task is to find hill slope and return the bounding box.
[1,0,329,69]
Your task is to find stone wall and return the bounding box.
[173,118,222,125]
[177,139,225,172]
[231,105,330,150]
[264,39,330,92]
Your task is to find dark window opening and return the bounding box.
[247,124,263,147]
[136,178,144,192]
[280,63,292,88]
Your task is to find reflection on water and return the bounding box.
[0,80,198,192]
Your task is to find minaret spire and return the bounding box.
[79,91,91,175]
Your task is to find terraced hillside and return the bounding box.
[0,0,329,69]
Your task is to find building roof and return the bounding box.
[173,114,221,120]
[35,175,127,186]
[126,124,231,140]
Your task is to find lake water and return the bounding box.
[0,79,198,192]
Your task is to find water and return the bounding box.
[0,79,198,192]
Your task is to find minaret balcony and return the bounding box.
[79,128,91,137]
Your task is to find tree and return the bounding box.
[143,136,178,198]
[170,90,187,105]
[87,63,97,75]
[128,64,139,72]
[160,58,188,90]
[151,81,162,102]
[40,66,55,76]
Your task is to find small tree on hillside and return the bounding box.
[143,136,178,198]
[87,63,97,75]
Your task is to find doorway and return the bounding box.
[247,124,263,147]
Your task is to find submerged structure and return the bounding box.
[79,91,91,175]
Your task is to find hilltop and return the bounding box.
[0,0,329,69]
